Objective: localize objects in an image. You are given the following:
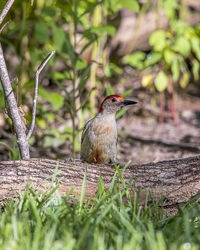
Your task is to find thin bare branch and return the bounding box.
[0,20,10,34]
[0,43,30,159]
[26,51,55,140]
[0,0,15,26]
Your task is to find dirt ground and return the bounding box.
[118,91,200,164]
[0,86,199,163]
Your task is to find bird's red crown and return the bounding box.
[98,95,125,113]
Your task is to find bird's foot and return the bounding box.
[109,160,123,169]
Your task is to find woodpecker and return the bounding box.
[81,95,138,164]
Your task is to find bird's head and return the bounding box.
[98,95,138,114]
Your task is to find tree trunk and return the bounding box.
[1,155,200,213]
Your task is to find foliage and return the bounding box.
[123,1,200,93]
[0,166,200,249]
[0,0,140,157]
[0,0,200,158]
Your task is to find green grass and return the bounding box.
[0,166,200,250]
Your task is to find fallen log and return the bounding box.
[0,155,200,214]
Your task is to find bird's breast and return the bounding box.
[93,124,115,136]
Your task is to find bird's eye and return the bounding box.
[111,98,116,103]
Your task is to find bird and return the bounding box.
[81,95,138,164]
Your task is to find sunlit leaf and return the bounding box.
[192,59,199,81]
[144,52,162,67]
[120,0,139,12]
[91,25,116,36]
[36,118,46,129]
[123,52,146,69]
[49,93,64,111]
[171,59,180,82]
[154,71,168,92]
[173,37,191,57]
[39,88,64,111]
[180,72,189,88]
[149,30,166,51]
[191,37,200,60]
[164,49,175,65]
[142,74,153,87]
[75,59,88,71]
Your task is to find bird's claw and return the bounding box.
[64,158,82,163]
[109,160,123,169]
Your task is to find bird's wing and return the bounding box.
[81,118,94,144]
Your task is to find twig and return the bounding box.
[0,0,15,26]
[126,135,200,152]
[0,20,10,34]
[26,51,55,140]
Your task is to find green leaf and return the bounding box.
[54,79,72,105]
[164,49,175,65]
[66,34,75,65]
[39,88,64,111]
[123,52,146,69]
[180,72,189,88]
[191,37,200,60]
[52,25,66,52]
[171,59,180,82]
[91,25,116,36]
[121,89,133,98]
[173,37,191,57]
[120,0,139,12]
[42,7,57,17]
[34,22,49,43]
[149,30,166,51]
[49,93,64,111]
[75,59,87,71]
[49,72,66,80]
[30,48,42,64]
[45,113,56,123]
[192,59,199,81]
[38,87,50,100]
[154,71,168,92]
[79,1,102,18]
[116,108,127,119]
[106,83,115,96]
[104,63,123,77]
[144,52,162,67]
[36,118,46,129]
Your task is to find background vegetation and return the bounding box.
[0,0,199,160]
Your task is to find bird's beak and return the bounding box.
[117,99,138,107]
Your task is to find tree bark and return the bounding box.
[0,155,200,214]
[0,43,30,159]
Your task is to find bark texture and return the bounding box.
[0,43,30,159]
[0,155,200,213]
